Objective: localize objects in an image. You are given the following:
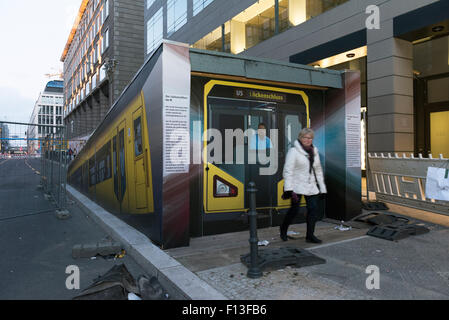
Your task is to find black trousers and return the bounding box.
[281,194,320,238]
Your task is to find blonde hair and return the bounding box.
[298,128,315,139]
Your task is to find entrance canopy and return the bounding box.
[189,47,343,90]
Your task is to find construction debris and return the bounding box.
[73,264,139,300]
[354,212,430,241]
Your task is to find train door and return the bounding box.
[205,97,275,212]
[113,120,127,211]
[132,107,148,210]
[247,103,275,209]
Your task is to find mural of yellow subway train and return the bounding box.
[68,42,361,249]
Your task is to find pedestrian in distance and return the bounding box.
[280,128,327,243]
[68,148,73,161]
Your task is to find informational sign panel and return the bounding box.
[346,113,361,168]
[163,93,190,176]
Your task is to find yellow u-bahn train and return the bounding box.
[68,42,356,249]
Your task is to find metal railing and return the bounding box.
[41,128,68,211]
[0,120,68,217]
[367,153,449,216]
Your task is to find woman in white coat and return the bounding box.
[280,128,327,243]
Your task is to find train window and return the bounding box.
[284,114,302,151]
[98,160,105,182]
[119,129,126,197]
[96,141,111,183]
[113,135,119,199]
[134,116,143,157]
[89,156,96,186]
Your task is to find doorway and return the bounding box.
[430,110,449,158]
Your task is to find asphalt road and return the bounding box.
[0,157,151,300]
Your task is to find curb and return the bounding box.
[66,185,227,300]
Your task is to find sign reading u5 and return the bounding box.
[234,88,287,103]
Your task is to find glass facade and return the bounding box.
[192,22,230,52]
[147,7,164,55]
[193,0,214,16]
[167,0,187,36]
[192,0,349,54]
[147,0,157,9]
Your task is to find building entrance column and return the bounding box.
[367,26,414,155]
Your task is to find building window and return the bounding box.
[192,0,349,54]
[192,22,230,52]
[94,42,99,63]
[193,0,213,16]
[104,0,109,20]
[167,0,187,36]
[102,29,109,53]
[92,73,97,89]
[146,7,163,55]
[147,0,156,9]
[100,64,106,82]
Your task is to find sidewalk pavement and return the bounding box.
[67,185,449,300]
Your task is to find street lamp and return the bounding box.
[103,58,118,78]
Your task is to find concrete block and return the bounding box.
[72,241,123,259]
[97,241,123,256]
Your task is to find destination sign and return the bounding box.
[234,88,287,103]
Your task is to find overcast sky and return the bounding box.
[0,0,81,125]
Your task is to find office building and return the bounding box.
[145,0,449,158]
[61,0,145,141]
[0,122,9,153]
[27,80,64,154]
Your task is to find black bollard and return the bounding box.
[246,182,262,279]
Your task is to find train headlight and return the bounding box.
[213,175,238,197]
[216,180,230,195]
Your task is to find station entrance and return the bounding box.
[67,42,360,248]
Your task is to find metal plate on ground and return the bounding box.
[240,247,326,272]
[367,224,430,241]
[362,201,389,211]
[354,212,409,226]
[367,214,409,226]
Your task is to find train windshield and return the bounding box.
[205,82,308,211]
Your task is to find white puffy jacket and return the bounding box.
[283,140,327,196]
